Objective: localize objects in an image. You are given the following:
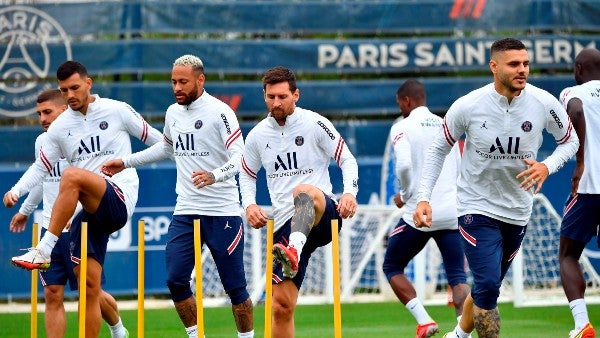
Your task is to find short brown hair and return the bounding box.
[262,66,297,92]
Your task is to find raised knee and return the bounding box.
[60,167,84,186]
[293,184,314,198]
[294,191,314,207]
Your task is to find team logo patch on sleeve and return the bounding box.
[295,136,304,146]
[521,121,532,132]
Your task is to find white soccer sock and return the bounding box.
[289,232,307,256]
[405,298,433,324]
[185,325,198,338]
[570,298,590,329]
[238,329,254,337]
[453,323,471,338]
[109,317,127,338]
[37,231,59,256]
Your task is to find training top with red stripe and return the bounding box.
[390,106,460,231]
[417,83,579,226]
[239,107,359,231]
[18,132,70,231]
[560,80,600,194]
[10,95,163,218]
[123,90,244,216]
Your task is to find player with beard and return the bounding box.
[102,55,253,338]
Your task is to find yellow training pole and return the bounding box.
[30,222,39,338]
[138,220,145,338]
[264,218,274,338]
[79,221,88,338]
[331,219,342,338]
[193,219,204,336]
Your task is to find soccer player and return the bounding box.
[413,38,579,338]
[383,79,470,338]
[239,66,358,337]
[5,61,163,337]
[9,89,129,338]
[558,47,600,338]
[101,55,253,338]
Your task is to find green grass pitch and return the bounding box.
[0,301,597,337]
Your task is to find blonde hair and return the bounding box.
[173,55,204,73]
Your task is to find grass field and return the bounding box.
[1,301,597,337]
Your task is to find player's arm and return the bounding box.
[9,185,42,233]
[392,128,413,208]
[121,102,163,146]
[415,106,463,227]
[565,97,585,195]
[239,134,268,229]
[518,98,579,193]
[210,109,245,183]
[103,114,173,176]
[317,117,358,219]
[4,136,60,208]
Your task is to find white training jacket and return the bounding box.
[239,107,359,232]
[390,106,459,231]
[123,91,244,216]
[17,132,69,231]
[10,95,163,218]
[417,83,579,226]
[560,80,600,194]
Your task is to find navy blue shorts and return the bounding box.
[561,194,600,247]
[40,228,78,290]
[70,179,128,267]
[165,214,248,304]
[272,193,342,290]
[459,214,526,310]
[383,219,467,286]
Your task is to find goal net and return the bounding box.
[194,195,600,307]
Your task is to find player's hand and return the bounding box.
[101,159,125,177]
[413,201,432,228]
[570,163,584,195]
[191,170,215,189]
[245,204,268,229]
[337,193,357,219]
[516,159,549,194]
[9,212,28,233]
[393,193,405,209]
[3,191,19,208]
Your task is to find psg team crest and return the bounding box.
[99,121,109,130]
[195,120,203,129]
[295,136,304,146]
[521,121,532,132]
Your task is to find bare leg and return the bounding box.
[389,274,416,304]
[292,184,327,226]
[74,257,103,337]
[451,283,470,317]
[459,293,474,333]
[47,168,106,236]
[174,296,197,327]
[473,304,500,338]
[272,280,299,338]
[232,297,253,333]
[100,290,120,326]
[43,284,67,338]
[559,236,587,301]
